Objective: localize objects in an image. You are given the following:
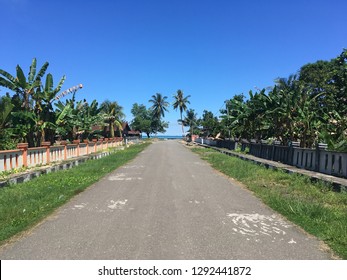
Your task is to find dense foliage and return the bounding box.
[130,102,168,138]
[1,49,346,150]
[0,59,126,149]
[216,49,347,150]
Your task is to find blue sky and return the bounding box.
[1,0,346,135]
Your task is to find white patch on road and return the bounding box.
[189,200,204,204]
[193,161,206,166]
[226,213,294,243]
[108,199,128,210]
[123,165,144,169]
[108,173,143,181]
[73,203,87,210]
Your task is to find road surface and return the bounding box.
[0,140,333,259]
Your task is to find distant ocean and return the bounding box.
[142,135,183,140]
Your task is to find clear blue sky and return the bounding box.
[1,0,346,135]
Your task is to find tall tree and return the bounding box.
[173,89,190,135]
[149,93,169,119]
[0,94,15,149]
[201,110,219,137]
[131,103,168,138]
[181,109,199,139]
[148,93,169,135]
[131,103,152,138]
[101,100,124,138]
[0,58,49,110]
[0,58,67,146]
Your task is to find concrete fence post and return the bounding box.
[312,143,328,172]
[17,143,29,168]
[41,141,51,164]
[92,139,97,153]
[290,141,300,166]
[73,140,80,157]
[84,140,89,154]
[60,141,68,160]
[104,138,109,150]
[315,143,321,172]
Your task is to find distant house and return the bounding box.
[116,122,141,138]
[92,122,141,138]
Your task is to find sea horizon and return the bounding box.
[141,135,184,139]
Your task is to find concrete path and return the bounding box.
[0,141,333,259]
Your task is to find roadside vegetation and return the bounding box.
[180,49,346,151]
[0,59,174,150]
[0,142,150,245]
[192,146,347,259]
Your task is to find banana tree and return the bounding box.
[0,58,68,146]
[72,99,103,140]
[34,73,66,143]
[0,58,48,110]
[0,94,14,130]
[0,94,15,149]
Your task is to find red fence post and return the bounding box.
[73,140,80,157]
[92,139,97,153]
[42,141,51,164]
[60,141,67,160]
[17,143,29,168]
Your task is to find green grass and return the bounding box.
[0,142,150,244]
[192,147,347,259]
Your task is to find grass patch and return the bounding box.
[192,147,347,259]
[0,142,150,244]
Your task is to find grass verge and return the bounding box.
[191,147,347,259]
[0,142,150,245]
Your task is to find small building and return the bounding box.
[92,122,141,138]
[116,122,141,138]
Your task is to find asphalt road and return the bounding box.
[0,140,333,259]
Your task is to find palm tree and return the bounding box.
[173,89,190,135]
[181,109,199,139]
[101,100,124,138]
[149,93,169,120]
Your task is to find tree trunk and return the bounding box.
[180,111,184,135]
[26,131,35,148]
[110,122,115,138]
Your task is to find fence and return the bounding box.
[0,137,123,172]
[194,138,347,179]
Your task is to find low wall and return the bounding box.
[0,138,123,172]
[194,138,347,179]
[0,149,23,172]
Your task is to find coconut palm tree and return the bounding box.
[181,109,199,139]
[173,89,191,135]
[149,93,169,120]
[101,100,124,138]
